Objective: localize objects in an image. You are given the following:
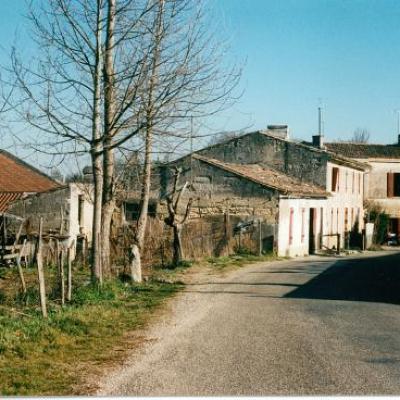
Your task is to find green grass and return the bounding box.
[0,274,182,396]
[0,250,281,395]
[206,252,282,271]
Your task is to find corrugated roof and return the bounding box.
[194,155,329,198]
[0,150,59,192]
[325,142,400,159]
[0,192,24,212]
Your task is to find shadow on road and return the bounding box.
[285,252,400,305]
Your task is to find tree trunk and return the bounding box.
[90,0,104,284]
[67,242,73,302]
[128,243,142,283]
[59,247,65,306]
[130,0,164,282]
[173,224,184,266]
[101,0,117,278]
[91,151,103,283]
[36,218,47,318]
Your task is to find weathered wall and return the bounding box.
[159,157,279,221]
[8,186,71,234]
[196,131,329,188]
[7,183,94,246]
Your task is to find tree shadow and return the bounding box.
[284,252,400,305]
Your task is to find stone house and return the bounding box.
[325,136,400,238]
[125,127,369,259]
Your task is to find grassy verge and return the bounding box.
[0,268,182,395]
[151,251,283,282]
[205,251,283,272]
[0,251,281,395]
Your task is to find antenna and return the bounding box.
[395,109,400,136]
[190,116,193,184]
[318,106,325,136]
[317,98,324,136]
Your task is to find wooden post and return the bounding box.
[37,218,48,318]
[1,216,7,265]
[67,240,74,302]
[258,219,262,256]
[17,239,27,294]
[59,246,65,306]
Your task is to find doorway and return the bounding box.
[309,208,316,254]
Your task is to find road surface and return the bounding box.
[98,250,400,395]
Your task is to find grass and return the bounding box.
[206,251,282,271]
[0,250,281,395]
[0,268,182,396]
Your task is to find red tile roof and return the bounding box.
[194,155,329,198]
[0,192,24,212]
[0,150,60,211]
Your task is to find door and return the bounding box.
[309,208,316,254]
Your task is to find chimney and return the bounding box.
[312,134,324,148]
[266,125,289,140]
[312,106,325,149]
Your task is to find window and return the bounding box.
[331,167,339,192]
[345,171,348,192]
[78,194,84,227]
[125,201,157,221]
[289,208,294,245]
[351,208,354,229]
[301,208,305,243]
[352,172,355,194]
[330,208,334,234]
[387,173,400,197]
[344,208,349,232]
[336,208,339,233]
[358,173,361,194]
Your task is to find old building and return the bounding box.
[7,183,94,258]
[147,127,369,258]
[0,150,59,212]
[325,137,400,238]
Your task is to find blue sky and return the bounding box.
[1,0,400,172]
[210,0,400,144]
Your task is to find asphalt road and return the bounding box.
[98,250,400,396]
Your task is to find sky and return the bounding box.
[210,0,400,144]
[1,0,400,171]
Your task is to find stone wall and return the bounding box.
[196,131,328,188]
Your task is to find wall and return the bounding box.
[197,131,329,188]
[8,183,94,250]
[159,157,279,222]
[362,159,400,218]
[324,161,365,248]
[278,198,325,257]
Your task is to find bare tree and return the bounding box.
[164,167,194,266]
[351,128,370,143]
[5,0,240,282]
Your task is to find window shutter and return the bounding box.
[332,168,339,192]
[387,173,394,198]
